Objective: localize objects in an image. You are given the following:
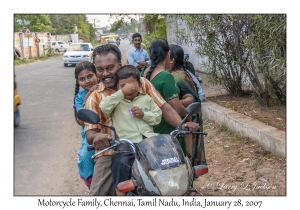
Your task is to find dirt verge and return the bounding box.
[192,120,286,196]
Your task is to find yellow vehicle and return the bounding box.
[100,34,118,44]
[14,74,21,127]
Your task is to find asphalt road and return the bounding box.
[14,40,133,196]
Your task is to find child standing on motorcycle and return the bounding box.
[74,61,99,189]
[100,65,162,195]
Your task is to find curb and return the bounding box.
[201,100,286,157]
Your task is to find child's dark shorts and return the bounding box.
[111,151,135,189]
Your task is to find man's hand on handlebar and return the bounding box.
[93,133,112,150]
[183,122,200,132]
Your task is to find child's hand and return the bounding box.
[121,82,139,97]
[131,106,144,119]
[84,84,99,102]
[89,84,99,92]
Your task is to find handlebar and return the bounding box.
[88,139,135,159]
[87,140,117,151]
[170,129,208,138]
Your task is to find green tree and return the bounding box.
[14,14,54,32]
[49,14,76,34]
[49,14,95,42]
[244,14,286,105]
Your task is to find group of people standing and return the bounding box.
[73,32,206,196]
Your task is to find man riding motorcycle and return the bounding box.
[116,36,121,46]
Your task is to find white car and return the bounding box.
[63,43,94,67]
[51,41,69,52]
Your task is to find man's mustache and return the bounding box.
[101,76,114,81]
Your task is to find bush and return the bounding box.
[175,14,286,106]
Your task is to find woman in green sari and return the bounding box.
[142,38,188,155]
[142,40,205,195]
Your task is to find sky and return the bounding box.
[86,15,114,28]
[86,14,140,28]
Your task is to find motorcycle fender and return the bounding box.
[185,156,194,188]
[131,160,160,195]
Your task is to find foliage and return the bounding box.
[142,15,167,50]
[244,14,286,105]
[49,14,95,42]
[44,44,55,55]
[49,14,76,34]
[14,14,96,43]
[108,14,167,50]
[14,14,54,32]
[175,14,286,106]
[109,15,141,33]
[176,15,247,96]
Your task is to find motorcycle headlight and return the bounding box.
[148,164,189,195]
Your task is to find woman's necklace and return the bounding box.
[157,65,165,70]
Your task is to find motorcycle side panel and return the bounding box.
[135,134,185,171]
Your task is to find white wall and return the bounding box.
[166,16,208,73]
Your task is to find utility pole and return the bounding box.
[92,19,100,28]
[92,18,96,28]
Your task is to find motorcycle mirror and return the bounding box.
[179,102,201,129]
[77,109,100,124]
[186,102,201,115]
[77,109,120,140]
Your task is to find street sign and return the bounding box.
[25,28,31,35]
[24,28,32,38]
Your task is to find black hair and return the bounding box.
[146,38,169,80]
[92,44,122,64]
[116,65,140,85]
[169,44,185,71]
[132,33,142,40]
[73,61,97,125]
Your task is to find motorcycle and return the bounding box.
[116,39,120,47]
[77,102,208,196]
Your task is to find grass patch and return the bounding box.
[14,53,63,66]
[217,123,228,133]
[249,161,258,173]
[230,132,243,143]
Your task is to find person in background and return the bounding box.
[100,65,162,196]
[183,54,206,102]
[127,33,151,72]
[167,44,206,166]
[73,61,99,189]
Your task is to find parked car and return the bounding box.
[14,73,21,127]
[63,43,94,67]
[51,41,69,53]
